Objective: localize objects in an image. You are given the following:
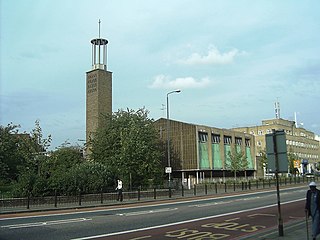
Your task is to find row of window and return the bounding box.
[257,150,319,160]
[292,152,319,160]
[256,139,319,151]
[286,140,318,150]
[199,133,251,146]
[250,129,314,139]
[250,129,273,135]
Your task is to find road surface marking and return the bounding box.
[190,196,261,208]
[70,199,304,240]
[1,217,92,229]
[116,208,178,216]
[0,186,304,221]
[129,236,152,240]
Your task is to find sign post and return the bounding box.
[266,129,288,237]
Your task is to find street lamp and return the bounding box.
[166,89,181,188]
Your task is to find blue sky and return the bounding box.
[1,0,320,149]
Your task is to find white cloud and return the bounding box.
[178,46,241,65]
[149,75,211,89]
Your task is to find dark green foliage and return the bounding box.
[0,123,25,182]
[90,108,163,188]
[2,109,164,197]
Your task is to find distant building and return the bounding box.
[86,30,112,144]
[232,118,320,175]
[154,118,256,186]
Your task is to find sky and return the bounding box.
[1,0,320,150]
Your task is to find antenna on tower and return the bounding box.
[90,19,108,70]
[274,99,280,119]
[294,112,298,128]
[98,19,101,38]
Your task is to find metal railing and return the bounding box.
[0,176,315,213]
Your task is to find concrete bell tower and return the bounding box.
[86,20,112,144]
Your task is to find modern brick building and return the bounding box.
[154,118,256,186]
[232,118,320,175]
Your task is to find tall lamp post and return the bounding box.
[166,89,181,188]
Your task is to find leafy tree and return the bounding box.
[0,123,24,182]
[46,146,84,192]
[287,148,299,175]
[18,120,52,176]
[90,108,163,188]
[226,149,248,181]
[62,162,113,194]
[257,149,268,176]
[0,120,52,196]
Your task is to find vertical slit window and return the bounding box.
[198,132,208,143]
[235,137,242,145]
[245,139,251,147]
[211,134,220,143]
[224,136,232,145]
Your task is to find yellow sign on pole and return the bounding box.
[293,160,301,168]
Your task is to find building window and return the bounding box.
[198,132,208,143]
[257,141,262,146]
[235,137,242,145]
[224,136,232,145]
[250,130,255,135]
[258,130,263,135]
[245,139,251,147]
[211,134,220,143]
[266,129,272,134]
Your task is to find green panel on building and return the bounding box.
[212,143,222,169]
[199,142,210,169]
[224,145,231,169]
[246,147,254,169]
[236,145,241,153]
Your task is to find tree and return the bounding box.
[226,149,248,181]
[2,120,52,196]
[0,123,24,182]
[18,120,52,176]
[46,146,84,193]
[257,149,268,177]
[287,148,299,176]
[90,108,163,188]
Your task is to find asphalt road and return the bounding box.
[0,186,307,240]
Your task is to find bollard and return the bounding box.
[181,184,184,197]
[154,188,156,199]
[138,187,141,201]
[215,183,218,194]
[205,184,208,195]
[78,190,82,206]
[169,187,172,198]
[269,179,271,187]
[194,185,197,196]
[27,194,30,209]
[54,190,58,207]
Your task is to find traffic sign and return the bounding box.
[265,130,288,173]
